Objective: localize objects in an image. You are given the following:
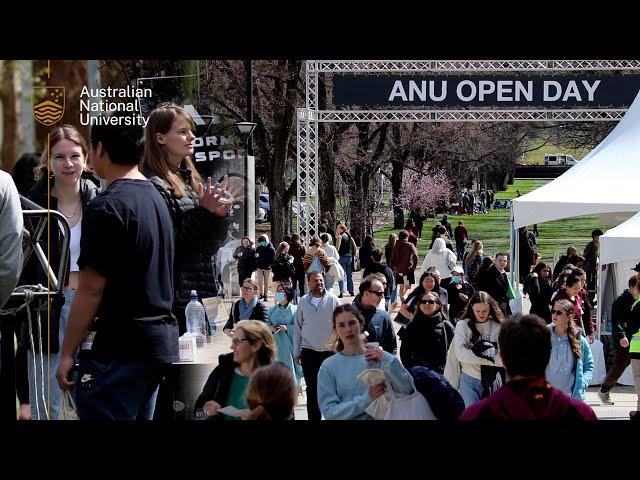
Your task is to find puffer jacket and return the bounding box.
[18,172,100,353]
[400,311,454,374]
[144,167,229,334]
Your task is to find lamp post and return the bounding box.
[234,121,257,238]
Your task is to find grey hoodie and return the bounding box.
[0,171,23,308]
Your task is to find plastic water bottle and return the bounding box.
[185,290,207,348]
[366,341,382,369]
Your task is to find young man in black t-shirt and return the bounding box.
[55,117,179,420]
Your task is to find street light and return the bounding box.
[234,121,257,237]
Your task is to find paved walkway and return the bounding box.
[200,269,637,420]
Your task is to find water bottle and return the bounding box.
[366,341,382,369]
[185,290,206,348]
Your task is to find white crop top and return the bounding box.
[68,217,82,272]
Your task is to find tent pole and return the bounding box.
[509,210,518,289]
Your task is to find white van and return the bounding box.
[544,153,578,166]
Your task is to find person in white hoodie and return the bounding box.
[420,237,457,288]
[0,171,23,309]
[320,233,341,292]
[293,271,342,421]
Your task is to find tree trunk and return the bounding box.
[1,61,22,172]
[391,160,404,229]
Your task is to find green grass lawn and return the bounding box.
[373,179,607,264]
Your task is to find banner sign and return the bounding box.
[332,74,640,108]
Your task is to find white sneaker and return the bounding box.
[597,390,614,405]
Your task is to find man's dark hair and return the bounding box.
[591,229,603,238]
[359,274,380,295]
[629,275,638,290]
[437,226,446,235]
[498,314,551,378]
[318,224,327,234]
[319,233,330,244]
[90,113,144,165]
[398,230,408,240]
[11,153,40,195]
[371,247,383,262]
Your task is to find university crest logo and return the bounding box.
[33,86,65,126]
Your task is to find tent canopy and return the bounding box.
[600,210,640,265]
[512,91,640,229]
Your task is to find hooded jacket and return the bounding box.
[255,234,276,270]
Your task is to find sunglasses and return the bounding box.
[550,309,566,316]
[242,286,257,291]
[420,299,437,305]
[367,290,384,297]
[231,338,250,346]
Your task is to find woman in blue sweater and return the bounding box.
[546,299,594,401]
[317,304,413,420]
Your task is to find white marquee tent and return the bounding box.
[512,91,640,230]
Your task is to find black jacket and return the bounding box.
[144,168,229,334]
[358,243,374,271]
[272,253,296,282]
[233,244,257,274]
[611,290,637,351]
[223,299,269,331]
[19,173,101,353]
[476,265,511,314]
[445,281,475,322]
[194,353,237,419]
[524,275,553,324]
[400,311,454,375]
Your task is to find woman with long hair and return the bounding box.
[358,235,376,272]
[552,274,585,329]
[546,299,594,400]
[463,240,485,287]
[142,103,240,334]
[453,291,505,407]
[400,292,455,374]
[272,241,295,283]
[420,238,457,288]
[195,320,276,420]
[395,271,448,328]
[23,124,100,420]
[245,363,297,420]
[317,305,413,420]
[524,262,553,324]
[288,233,307,303]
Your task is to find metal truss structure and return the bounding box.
[295,60,638,242]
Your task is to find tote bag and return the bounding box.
[384,374,437,420]
[60,391,79,420]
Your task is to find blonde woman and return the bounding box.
[25,124,100,420]
[195,320,276,420]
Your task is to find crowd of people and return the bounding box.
[2,105,640,422]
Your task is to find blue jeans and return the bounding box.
[459,372,484,408]
[390,284,398,305]
[456,242,465,260]
[75,354,165,420]
[338,255,354,294]
[27,288,75,420]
